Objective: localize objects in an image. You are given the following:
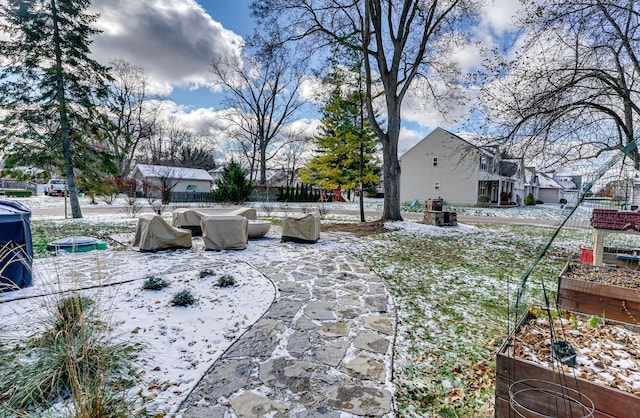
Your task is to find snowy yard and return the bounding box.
[2,194,637,416]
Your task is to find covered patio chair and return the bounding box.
[132,213,192,252]
[282,212,320,243]
[201,215,248,250]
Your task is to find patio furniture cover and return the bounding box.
[0,200,33,290]
[282,212,320,243]
[172,207,257,236]
[133,213,192,252]
[201,215,248,250]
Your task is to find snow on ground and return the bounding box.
[0,236,277,415]
[0,193,619,415]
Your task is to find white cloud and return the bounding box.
[479,0,523,35]
[398,127,425,156]
[91,0,243,95]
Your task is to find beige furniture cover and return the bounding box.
[172,207,257,235]
[201,215,248,250]
[282,212,320,243]
[133,213,192,252]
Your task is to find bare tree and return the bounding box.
[482,0,640,169]
[210,35,307,188]
[102,59,161,177]
[139,116,192,165]
[252,0,480,220]
[280,130,310,186]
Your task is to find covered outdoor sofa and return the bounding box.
[171,207,257,236]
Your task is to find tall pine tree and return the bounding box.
[0,0,114,218]
[300,50,380,210]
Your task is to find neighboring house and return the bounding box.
[209,167,298,190]
[536,172,566,204]
[524,166,540,202]
[400,127,525,205]
[536,173,583,204]
[131,164,213,194]
[255,168,298,189]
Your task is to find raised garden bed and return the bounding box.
[557,263,640,324]
[495,306,640,418]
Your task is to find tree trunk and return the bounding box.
[259,145,267,187]
[51,0,81,218]
[380,88,403,221]
[381,133,402,221]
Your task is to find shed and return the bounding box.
[0,200,33,291]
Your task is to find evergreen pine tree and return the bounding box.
[0,0,114,218]
[299,48,380,199]
[212,160,254,203]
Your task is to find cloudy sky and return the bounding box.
[88,0,523,153]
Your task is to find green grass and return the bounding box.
[355,224,574,417]
[30,220,136,256]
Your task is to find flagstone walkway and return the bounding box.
[177,230,396,417]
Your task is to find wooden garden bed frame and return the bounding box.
[494,308,640,418]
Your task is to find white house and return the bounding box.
[537,173,582,204]
[524,166,540,201]
[400,128,526,205]
[131,164,213,194]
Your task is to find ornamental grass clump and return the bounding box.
[216,274,236,287]
[142,275,169,290]
[0,293,140,416]
[198,268,216,278]
[170,289,196,306]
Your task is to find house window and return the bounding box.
[434,182,440,190]
[479,183,487,196]
[433,157,438,167]
[480,157,487,171]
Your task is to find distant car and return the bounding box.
[44,179,66,196]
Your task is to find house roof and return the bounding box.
[133,164,213,182]
[537,172,564,189]
[400,127,483,159]
[554,176,578,190]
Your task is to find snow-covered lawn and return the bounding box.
[2,194,638,416]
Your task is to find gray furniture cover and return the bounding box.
[282,212,320,243]
[201,215,248,250]
[132,213,192,251]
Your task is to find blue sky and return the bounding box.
[88,0,522,153]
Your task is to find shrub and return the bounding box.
[4,189,33,197]
[478,195,490,204]
[524,193,536,206]
[170,289,196,306]
[559,198,568,204]
[142,276,169,290]
[216,274,236,287]
[212,160,253,204]
[198,268,216,278]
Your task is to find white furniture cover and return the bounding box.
[201,215,248,250]
[132,213,192,252]
[282,212,320,243]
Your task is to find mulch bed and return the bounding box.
[562,264,640,290]
[513,307,640,396]
[321,219,389,237]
